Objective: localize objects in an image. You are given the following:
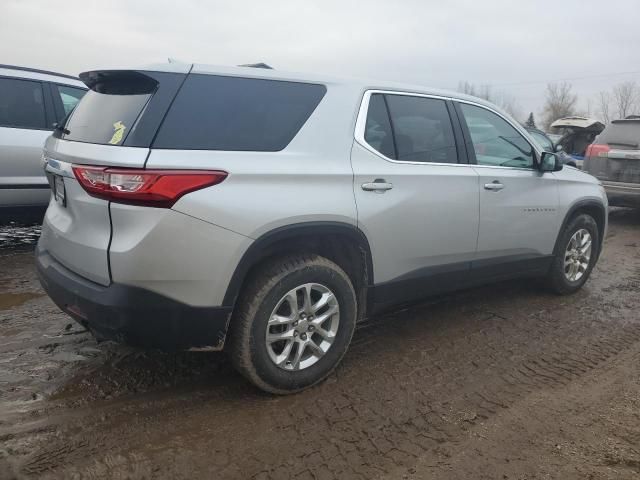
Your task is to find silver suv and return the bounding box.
[36,63,608,393]
[0,65,86,208]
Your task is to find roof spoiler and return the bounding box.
[79,70,159,94]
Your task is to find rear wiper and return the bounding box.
[53,107,75,135]
[53,123,70,135]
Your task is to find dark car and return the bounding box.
[550,117,606,169]
[583,117,640,207]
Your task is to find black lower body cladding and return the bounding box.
[36,248,232,350]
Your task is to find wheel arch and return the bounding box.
[555,199,607,258]
[222,222,374,313]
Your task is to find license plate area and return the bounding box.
[53,175,66,207]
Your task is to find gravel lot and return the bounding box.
[1,208,639,479]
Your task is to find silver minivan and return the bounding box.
[0,65,86,209]
[37,63,608,393]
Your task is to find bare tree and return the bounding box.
[457,81,522,121]
[457,81,476,97]
[541,82,577,131]
[596,91,612,124]
[612,81,638,119]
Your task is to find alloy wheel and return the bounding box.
[564,228,592,282]
[265,283,340,371]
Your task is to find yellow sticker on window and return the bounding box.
[108,121,126,145]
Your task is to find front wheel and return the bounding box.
[227,254,357,394]
[547,213,600,294]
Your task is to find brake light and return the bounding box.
[585,144,610,158]
[72,166,227,207]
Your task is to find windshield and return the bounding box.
[528,131,554,151]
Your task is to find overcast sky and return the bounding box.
[2,0,639,121]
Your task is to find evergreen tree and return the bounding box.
[525,112,537,129]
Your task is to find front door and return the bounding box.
[455,101,560,276]
[352,91,480,308]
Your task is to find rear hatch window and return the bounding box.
[597,121,640,149]
[152,74,326,151]
[60,71,155,145]
[56,70,185,148]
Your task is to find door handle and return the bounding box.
[484,181,504,191]
[362,180,393,192]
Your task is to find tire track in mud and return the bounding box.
[17,298,640,479]
[5,210,640,479]
[235,324,640,480]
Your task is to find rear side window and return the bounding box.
[0,77,46,129]
[597,121,640,147]
[52,85,86,118]
[363,93,458,163]
[153,74,326,151]
[364,94,395,159]
[386,95,457,163]
[62,72,156,145]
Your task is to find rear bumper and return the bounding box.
[36,248,232,350]
[603,181,640,207]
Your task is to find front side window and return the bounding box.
[53,85,86,118]
[459,103,535,168]
[0,77,46,129]
[363,93,458,164]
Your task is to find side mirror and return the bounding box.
[540,151,563,172]
[554,144,564,152]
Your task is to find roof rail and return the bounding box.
[0,64,79,81]
[238,63,273,69]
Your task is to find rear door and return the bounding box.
[40,69,187,285]
[352,91,480,306]
[455,101,560,275]
[0,76,52,205]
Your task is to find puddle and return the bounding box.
[0,209,44,250]
[0,292,43,310]
[0,222,42,250]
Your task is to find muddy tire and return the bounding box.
[226,254,357,394]
[547,213,600,295]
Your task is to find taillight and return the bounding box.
[585,144,610,158]
[72,166,227,207]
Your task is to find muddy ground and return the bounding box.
[0,208,639,479]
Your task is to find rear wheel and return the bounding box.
[547,213,599,294]
[227,254,357,394]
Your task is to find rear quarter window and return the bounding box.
[153,74,327,151]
